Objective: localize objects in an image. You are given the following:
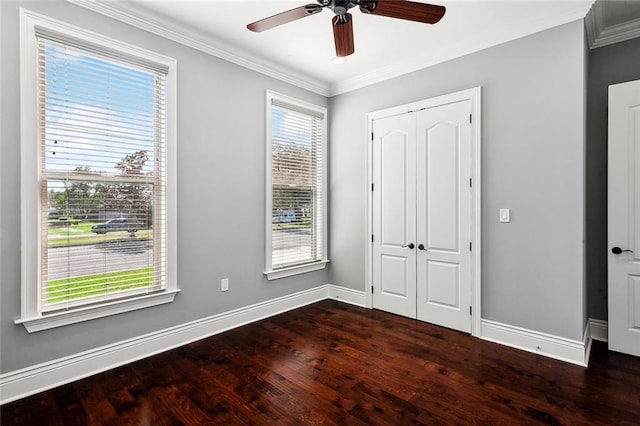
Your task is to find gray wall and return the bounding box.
[328,21,587,341]
[586,36,640,321]
[0,1,329,373]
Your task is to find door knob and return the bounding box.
[401,243,415,249]
[612,246,633,254]
[418,244,426,250]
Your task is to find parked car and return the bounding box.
[47,209,62,220]
[91,218,144,234]
[273,210,296,223]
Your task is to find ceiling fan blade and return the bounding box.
[247,4,323,32]
[359,0,445,24]
[332,13,355,57]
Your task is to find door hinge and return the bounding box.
[371,183,374,191]
[371,132,374,141]
[371,285,374,294]
[469,114,472,124]
[469,178,472,188]
[371,235,374,243]
[470,306,472,316]
[469,242,472,251]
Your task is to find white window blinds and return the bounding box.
[37,34,168,312]
[269,96,326,271]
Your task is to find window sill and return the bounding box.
[15,289,181,333]
[265,260,330,281]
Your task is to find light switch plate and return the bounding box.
[499,208,510,223]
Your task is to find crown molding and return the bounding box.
[330,3,593,96]
[584,0,603,47]
[585,0,640,49]
[66,0,331,97]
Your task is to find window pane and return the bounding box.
[271,104,324,269]
[43,179,161,310]
[40,40,165,175]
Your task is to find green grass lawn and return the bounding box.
[73,221,102,233]
[47,267,154,303]
[47,221,100,236]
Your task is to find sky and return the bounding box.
[43,40,164,176]
[272,105,316,148]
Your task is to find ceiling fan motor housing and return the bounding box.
[319,0,366,16]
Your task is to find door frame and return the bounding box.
[365,87,482,336]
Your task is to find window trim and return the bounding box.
[264,91,328,280]
[18,9,178,332]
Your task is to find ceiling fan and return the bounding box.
[247,0,446,58]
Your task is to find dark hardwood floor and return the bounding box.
[2,300,640,425]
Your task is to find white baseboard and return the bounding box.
[588,318,608,342]
[583,318,608,366]
[583,319,593,366]
[480,319,587,367]
[327,284,367,306]
[0,284,332,405]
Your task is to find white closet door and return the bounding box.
[416,100,472,333]
[372,113,417,318]
[608,79,640,357]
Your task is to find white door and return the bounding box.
[608,79,640,357]
[372,113,417,318]
[416,101,472,333]
[372,100,472,333]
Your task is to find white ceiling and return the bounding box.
[73,0,595,95]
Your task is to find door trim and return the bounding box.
[365,87,482,336]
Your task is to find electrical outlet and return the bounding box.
[221,278,229,292]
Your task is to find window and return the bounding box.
[265,92,328,280]
[18,10,177,332]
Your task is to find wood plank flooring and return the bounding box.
[2,300,639,425]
